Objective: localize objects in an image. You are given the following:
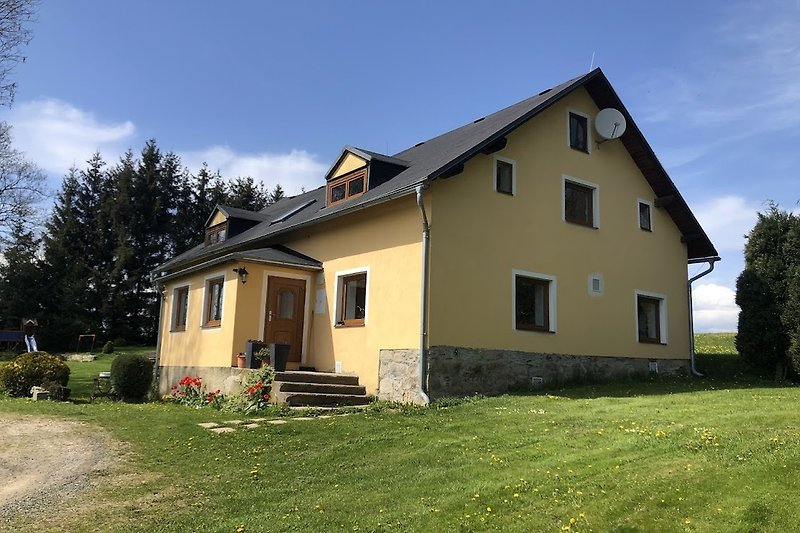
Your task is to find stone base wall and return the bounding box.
[426,346,689,398]
[157,365,253,397]
[378,349,428,404]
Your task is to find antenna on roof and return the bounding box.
[589,51,596,71]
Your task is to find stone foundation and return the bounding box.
[426,346,689,398]
[157,365,253,397]
[377,349,428,404]
[378,346,690,402]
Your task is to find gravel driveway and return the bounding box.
[0,415,115,522]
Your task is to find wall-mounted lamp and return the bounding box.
[233,266,249,284]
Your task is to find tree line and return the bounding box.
[0,139,285,349]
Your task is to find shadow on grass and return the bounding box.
[508,353,794,400]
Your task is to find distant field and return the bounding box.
[694,332,737,355]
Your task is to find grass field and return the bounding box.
[6,333,800,532]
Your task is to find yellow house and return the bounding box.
[153,68,719,404]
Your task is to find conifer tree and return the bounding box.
[0,217,43,331]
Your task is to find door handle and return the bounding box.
[268,310,273,322]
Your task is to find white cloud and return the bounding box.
[692,282,739,333]
[5,98,135,175]
[692,195,759,253]
[180,146,328,196]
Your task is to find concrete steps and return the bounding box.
[273,371,371,407]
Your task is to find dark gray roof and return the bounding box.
[155,68,717,276]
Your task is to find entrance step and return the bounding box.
[273,371,370,407]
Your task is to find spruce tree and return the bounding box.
[0,217,43,331]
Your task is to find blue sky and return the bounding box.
[2,0,799,332]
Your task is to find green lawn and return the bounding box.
[3,333,799,532]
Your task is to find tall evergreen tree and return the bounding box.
[0,217,43,331]
[269,184,285,205]
[228,176,269,211]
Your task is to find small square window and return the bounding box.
[204,277,224,327]
[337,272,367,326]
[172,286,189,331]
[569,112,589,152]
[637,295,662,343]
[564,181,595,227]
[494,158,514,195]
[515,275,551,331]
[639,201,652,231]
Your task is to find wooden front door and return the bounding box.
[265,276,306,363]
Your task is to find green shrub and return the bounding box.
[0,351,70,397]
[102,341,115,354]
[224,366,275,413]
[110,353,153,402]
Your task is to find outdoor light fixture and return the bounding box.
[233,266,249,284]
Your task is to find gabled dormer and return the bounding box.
[203,205,266,246]
[325,146,409,207]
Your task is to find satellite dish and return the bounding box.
[595,108,627,140]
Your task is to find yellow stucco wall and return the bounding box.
[209,211,226,227]
[331,152,367,179]
[159,196,424,394]
[427,87,691,360]
[279,196,423,393]
[159,268,240,368]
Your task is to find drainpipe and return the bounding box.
[152,275,166,394]
[416,184,431,404]
[687,257,720,377]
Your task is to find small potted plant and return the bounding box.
[236,352,247,368]
[254,346,270,369]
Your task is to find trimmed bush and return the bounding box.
[110,353,153,402]
[0,351,70,397]
[102,341,115,354]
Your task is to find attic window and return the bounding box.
[328,168,367,206]
[205,222,227,246]
[569,111,589,153]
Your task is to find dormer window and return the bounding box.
[328,168,367,206]
[205,222,227,246]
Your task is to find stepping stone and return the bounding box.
[318,415,332,419]
[198,422,221,429]
[248,418,268,422]
[267,420,287,425]
[294,417,314,421]
[210,427,236,434]
[243,423,260,429]
[223,420,245,425]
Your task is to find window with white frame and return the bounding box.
[335,268,369,327]
[638,199,653,231]
[493,156,515,195]
[636,291,667,344]
[513,269,557,333]
[204,276,224,327]
[563,176,599,228]
[172,285,189,331]
[568,110,590,153]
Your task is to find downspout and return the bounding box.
[687,257,719,377]
[416,183,431,404]
[152,276,166,394]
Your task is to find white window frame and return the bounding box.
[588,273,604,297]
[566,108,592,153]
[562,174,600,228]
[201,270,226,328]
[492,155,516,196]
[637,198,653,231]
[512,269,557,333]
[333,266,370,327]
[634,290,668,344]
[171,284,190,332]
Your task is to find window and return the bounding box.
[513,270,557,333]
[328,168,367,206]
[493,157,515,195]
[205,222,227,246]
[588,273,603,297]
[569,111,589,152]
[172,286,189,331]
[335,271,368,326]
[636,291,667,344]
[563,177,599,227]
[204,277,224,327]
[638,200,652,231]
